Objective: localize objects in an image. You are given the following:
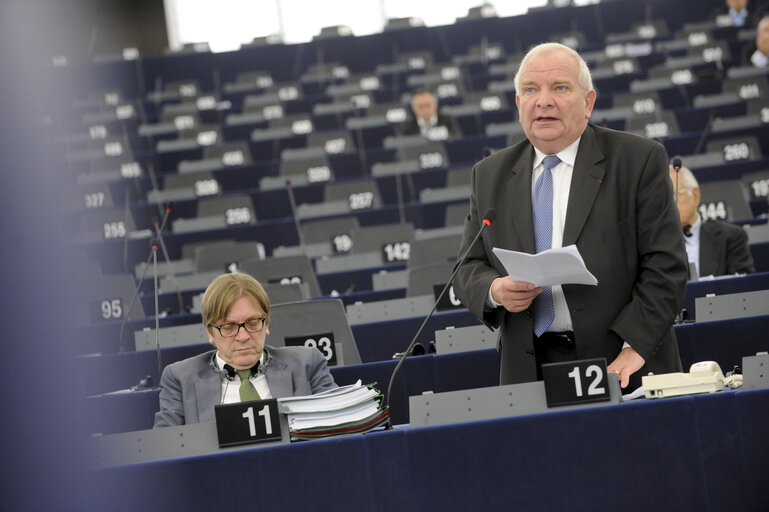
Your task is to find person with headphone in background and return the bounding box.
[669,165,755,278]
[154,273,337,427]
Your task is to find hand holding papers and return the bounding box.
[492,245,597,287]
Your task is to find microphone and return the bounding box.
[384,208,497,426]
[117,238,157,353]
[151,202,185,314]
[683,225,693,237]
[285,180,306,250]
[151,237,163,387]
[482,147,493,158]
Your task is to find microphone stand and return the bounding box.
[384,210,495,427]
[151,202,185,314]
[151,238,163,387]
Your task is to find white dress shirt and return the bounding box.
[488,137,581,333]
[530,139,580,332]
[216,352,272,404]
[751,49,769,68]
[684,214,702,276]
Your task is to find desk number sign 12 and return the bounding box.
[542,358,612,407]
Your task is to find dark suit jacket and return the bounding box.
[400,113,458,137]
[154,345,337,427]
[453,123,688,390]
[698,219,755,276]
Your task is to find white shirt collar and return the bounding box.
[417,115,437,128]
[751,49,769,68]
[689,214,702,236]
[532,136,581,169]
[215,351,265,377]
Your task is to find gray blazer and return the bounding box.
[154,345,337,427]
[453,123,688,390]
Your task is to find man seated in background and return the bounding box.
[401,88,458,139]
[750,16,769,67]
[669,165,755,278]
[154,273,337,427]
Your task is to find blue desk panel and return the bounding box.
[90,387,769,512]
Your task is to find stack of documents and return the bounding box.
[278,380,389,440]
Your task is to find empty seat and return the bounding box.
[297,178,383,219]
[698,180,753,222]
[156,124,222,153]
[408,233,462,268]
[178,142,253,174]
[193,241,265,273]
[85,274,145,326]
[268,299,360,366]
[626,111,680,140]
[407,261,455,297]
[238,255,322,298]
[351,223,415,255]
[445,202,470,227]
[79,207,139,243]
[172,194,256,234]
[741,170,769,202]
[148,171,221,204]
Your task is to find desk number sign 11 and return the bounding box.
[215,399,283,448]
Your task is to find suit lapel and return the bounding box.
[507,146,536,253]
[563,125,606,246]
[263,353,294,398]
[698,221,720,276]
[194,363,222,423]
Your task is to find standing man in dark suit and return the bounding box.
[154,273,337,427]
[401,88,458,139]
[670,165,755,277]
[453,43,688,390]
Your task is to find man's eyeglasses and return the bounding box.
[208,317,267,337]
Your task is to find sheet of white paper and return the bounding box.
[492,245,598,287]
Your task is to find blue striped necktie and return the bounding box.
[532,155,561,337]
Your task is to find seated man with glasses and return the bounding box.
[154,273,337,427]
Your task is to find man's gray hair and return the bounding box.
[514,42,594,94]
[670,164,699,191]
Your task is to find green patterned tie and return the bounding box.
[237,370,261,402]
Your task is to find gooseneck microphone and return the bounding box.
[151,201,185,314]
[384,208,497,427]
[151,237,163,387]
[117,239,157,353]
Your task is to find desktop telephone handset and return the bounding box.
[642,361,729,399]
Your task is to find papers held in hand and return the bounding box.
[491,245,597,287]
